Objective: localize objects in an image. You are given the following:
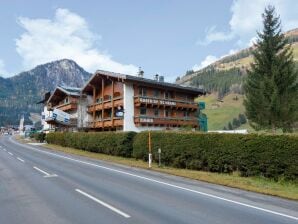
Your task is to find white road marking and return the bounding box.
[3,148,7,151]
[9,137,298,221]
[8,152,13,156]
[33,166,50,176]
[33,166,57,178]
[44,174,58,178]
[17,157,25,163]
[76,189,130,218]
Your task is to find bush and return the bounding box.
[133,132,298,181]
[30,132,46,142]
[46,132,136,157]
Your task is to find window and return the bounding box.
[64,97,69,104]
[96,98,102,103]
[165,91,169,99]
[165,110,170,117]
[184,111,190,117]
[103,95,111,101]
[154,108,159,117]
[153,89,159,98]
[140,107,147,116]
[139,87,147,96]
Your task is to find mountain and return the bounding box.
[0,59,91,126]
[177,28,298,97]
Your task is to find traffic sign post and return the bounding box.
[158,148,161,167]
[148,131,152,168]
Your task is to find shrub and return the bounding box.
[46,132,136,157]
[133,132,298,181]
[30,132,46,142]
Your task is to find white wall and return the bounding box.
[123,82,138,132]
[78,95,93,128]
[42,105,52,131]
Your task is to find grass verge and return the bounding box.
[41,143,298,200]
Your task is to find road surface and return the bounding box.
[0,135,297,224]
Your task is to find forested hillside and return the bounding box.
[0,59,91,126]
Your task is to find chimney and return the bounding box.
[159,76,164,82]
[154,74,159,81]
[138,67,144,78]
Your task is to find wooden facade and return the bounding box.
[83,70,205,131]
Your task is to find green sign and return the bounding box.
[198,102,205,110]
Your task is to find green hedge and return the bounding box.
[45,131,298,181]
[133,132,298,180]
[46,132,136,157]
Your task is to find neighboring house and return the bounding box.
[37,91,51,132]
[45,86,81,131]
[81,70,205,132]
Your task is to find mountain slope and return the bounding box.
[177,28,298,88]
[0,59,91,126]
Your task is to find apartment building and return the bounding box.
[45,86,81,131]
[81,70,205,132]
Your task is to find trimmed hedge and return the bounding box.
[46,132,136,157]
[45,131,298,181]
[133,132,298,181]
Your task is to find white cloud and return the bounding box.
[198,0,298,47]
[197,26,235,46]
[0,59,8,77]
[16,8,138,75]
[193,55,218,71]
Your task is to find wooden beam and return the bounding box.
[102,78,105,128]
[92,85,96,128]
[112,79,114,128]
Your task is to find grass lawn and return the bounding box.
[198,93,251,131]
[41,143,298,200]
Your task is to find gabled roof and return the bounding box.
[82,70,205,95]
[36,91,51,104]
[47,86,81,105]
[58,86,81,96]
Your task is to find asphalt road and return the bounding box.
[0,135,297,224]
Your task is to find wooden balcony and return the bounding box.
[88,118,123,128]
[134,96,197,110]
[55,102,77,111]
[134,116,198,127]
[88,97,123,113]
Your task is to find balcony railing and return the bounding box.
[134,116,198,126]
[88,97,123,113]
[134,96,197,109]
[56,102,77,111]
[88,117,123,128]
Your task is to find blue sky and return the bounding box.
[0,0,297,81]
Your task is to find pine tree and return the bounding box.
[244,5,298,132]
[238,114,247,124]
[232,118,241,129]
[228,122,233,130]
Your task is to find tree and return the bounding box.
[244,5,298,132]
[232,118,241,129]
[228,122,233,130]
[238,114,247,124]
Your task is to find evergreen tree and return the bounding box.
[238,114,247,124]
[244,5,298,132]
[232,118,241,128]
[228,122,233,130]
